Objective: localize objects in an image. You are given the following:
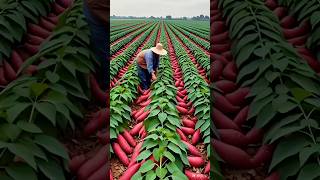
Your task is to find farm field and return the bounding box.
[109,19,211,179]
[212,0,320,179]
[0,0,108,179]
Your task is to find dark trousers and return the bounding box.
[137,65,151,90]
[83,2,109,91]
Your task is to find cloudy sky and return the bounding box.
[110,0,209,17]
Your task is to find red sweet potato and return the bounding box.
[0,67,8,85]
[139,98,152,107]
[56,0,73,8]
[97,130,108,145]
[176,128,187,141]
[123,130,136,147]
[3,60,17,81]
[222,51,233,61]
[77,146,107,180]
[46,13,59,24]
[185,170,209,180]
[133,106,146,120]
[265,172,280,180]
[213,108,240,130]
[69,154,87,173]
[176,105,188,114]
[212,60,224,81]
[117,134,133,154]
[251,145,274,167]
[90,75,107,106]
[219,129,248,147]
[28,24,51,39]
[188,106,195,115]
[25,34,44,45]
[212,21,226,35]
[300,54,320,72]
[178,102,189,109]
[204,162,210,174]
[119,163,141,180]
[246,128,263,144]
[273,7,287,19]
[182,141,202,157]
[110,170,114,180]
[24,43,39,55]
[280,16,296,28]
[52,2,65,15]
[234,106,249,126]
[188,156,205,167]
[214,93,240,113]
[213,140,253,168]
[212,31,229,44]
[128,141,143,167]
[39,17,56,31]
[87,164,107,180]
[265,0,278,10]
[112,143,130,166]
[181,127,195,135]
[215,80,237,93]
[212,44,231,53]
[135,94,149,104]
[225,87,250,106]
[222,61,237,81]
[182,118,195,128]
[283,26,309,39]
[136,110,150,122]
[130,122,143,136]
[176,95,185,102]
[288,35,308,46]
[10,50,24,72]
[191,129,201,145]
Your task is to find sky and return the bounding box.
[110,0,209,18]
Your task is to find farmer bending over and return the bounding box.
[137,43,167,90]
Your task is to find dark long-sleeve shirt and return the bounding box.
[85,0,109,26]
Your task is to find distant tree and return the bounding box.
[166,15,172,20]
[200,14,204,19]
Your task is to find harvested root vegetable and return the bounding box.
[128,141,143,167]
[3,61,17,81]
[191,129,201,145]
[185,170,209,180]
[182,141,202,157]
[130,122,143,136]
[69,154,87,173]
[28,24,51,39]
[181,127,195,135]
[77,146,107,180]
[10,50,24,72]
[87,164,107,180]
[188,156,205,167]
[123,130,136,147]
[39,17,56,31]
[0,67,8,85]
[112,143,130,166]
[119,163,141,180]
[176,105,188,115]
[117,134,133,154]
[204,162,210,174]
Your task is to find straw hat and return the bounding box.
[151,43,167,55]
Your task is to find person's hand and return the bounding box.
[152,72,157,81]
